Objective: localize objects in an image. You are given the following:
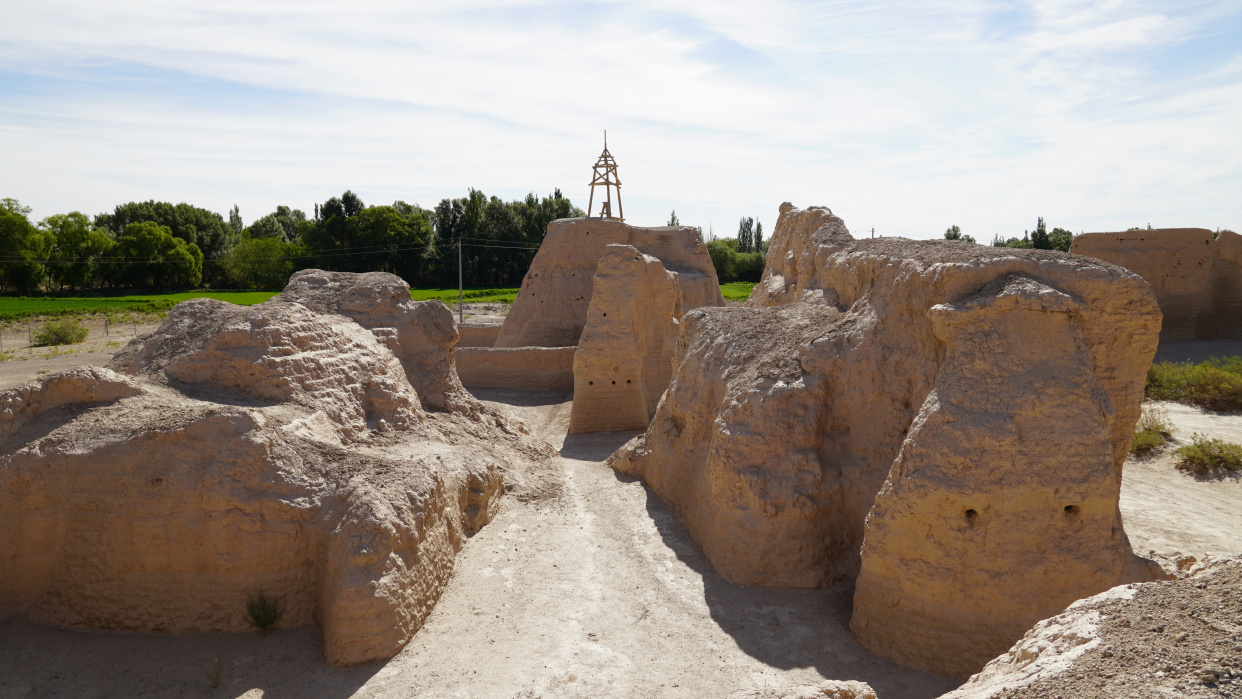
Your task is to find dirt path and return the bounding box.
[2,388,1238,698]
[1120,401,1242,561]
[0,387,961,699]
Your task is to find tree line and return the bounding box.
[0,190,583,293]
[944,218,1074,252]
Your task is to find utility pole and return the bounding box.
[457,238,464,325]
[871,227,875,238]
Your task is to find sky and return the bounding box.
[2,0,1240,241]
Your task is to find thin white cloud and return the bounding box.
[0,0,1238,239]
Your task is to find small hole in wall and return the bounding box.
[611,380,616,385]
[602,312,607,317]
[965,509,978,523]
[589,381,594,385]
[1064,505,1080,516]
[626,379,631,384]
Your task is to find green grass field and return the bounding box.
[0,291,278,321]
[409,287,520,304]
[0,287,519,321]
[0,280,744,321]
[720,281,756,301]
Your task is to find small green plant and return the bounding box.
[1147,357,1242,412]
[206,658,221,688]
[1130,403,1174,457]
[245,592,282,631]
[31,319,89,346]
[1174,433,1242,476]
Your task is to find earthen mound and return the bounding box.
[0,271,554,666]
[940,556,1242,698]
[495,217,723,348]
[609,202,1164,677]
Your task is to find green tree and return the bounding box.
[1048,227,1074,252]
[248,215,285,240]
[0,199,52,293]
[992,232,1032,249]
[707,238,765,282]
[40,212,115,290]
[668,210,679,226]
[737,217,755,253]
[114,222,203,289]
[1031,217,1051,250]
[755,220,764,252]
[95,201,235,284]
[223,235,297,290]
[229,205,244,237]
[944,225,977,244]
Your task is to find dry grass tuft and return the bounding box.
[1131,403,1174,457]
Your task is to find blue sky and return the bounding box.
[2,0,1240,240]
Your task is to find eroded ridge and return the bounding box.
[610,202,1166,677]
[0,271,555,666]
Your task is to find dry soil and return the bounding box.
[0,353,1239,698]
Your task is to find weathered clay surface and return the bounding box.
[0,272,554,667]
[1070,228,1242,341]
[610,203,1163,677]
[851,273,1165,677]
[940,556,1242,699]
[276,269,477,413]
[496,218,723,348]
[456,346,575,391]
[569,245,684,434]
[729,680,878,699]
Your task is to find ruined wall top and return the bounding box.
[495,217,723,348]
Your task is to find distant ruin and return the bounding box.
[569,245,686,433]
[610,203,1165,677]
[0,271,554,666]
[1071,228,1242,341]
[457,217,724,418]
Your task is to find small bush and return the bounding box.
[1146,357,1242,412]
[245,592,282,631]
[31,319,88,346]
[1130,403,1174,457]
[1174,433,1242,476]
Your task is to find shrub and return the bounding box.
[245,592,282,631]
[1146,357,1242,412]
[32,319,89,346]
[1174,433,1242,476]
[1130,403,1174,457]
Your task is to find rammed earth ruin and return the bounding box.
[4,204,1234,694]
[610,203,1167,676]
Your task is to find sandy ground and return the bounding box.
[0,318,160,391]
[1,341,1240,698]
[1120,400,1242,561]
[455,302,510,327]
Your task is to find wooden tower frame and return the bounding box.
[587,132,623,221]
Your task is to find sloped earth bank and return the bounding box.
[1,388,1238,698]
